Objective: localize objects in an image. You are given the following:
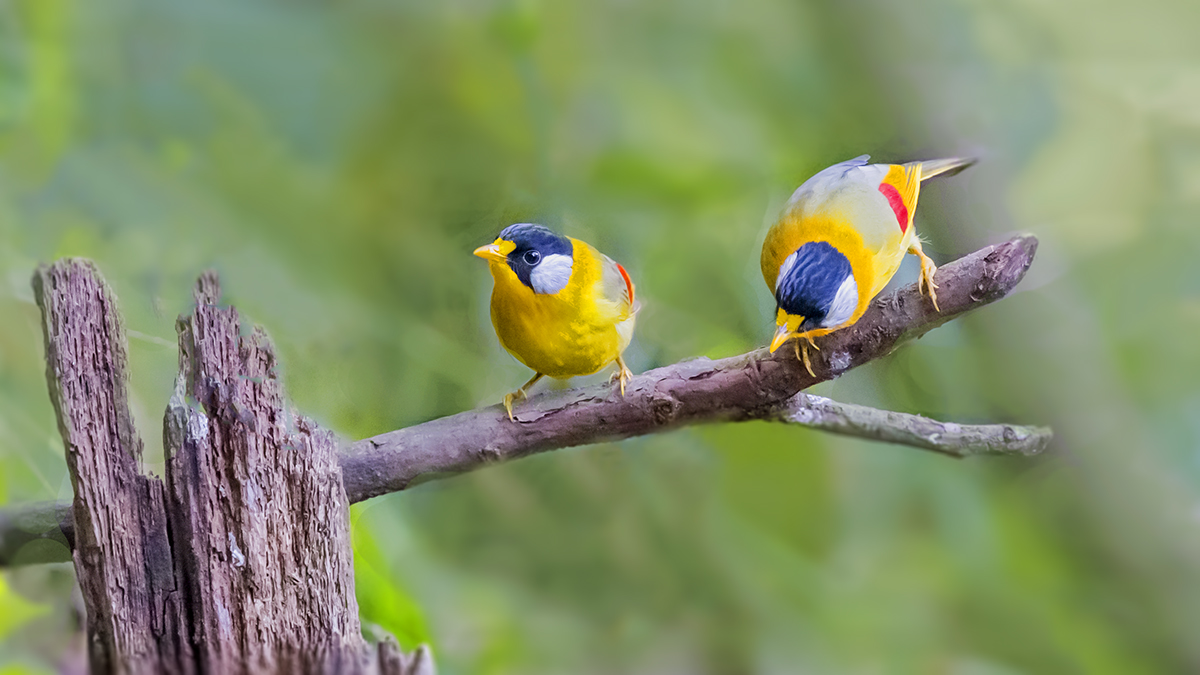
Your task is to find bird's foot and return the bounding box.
[793,338,816,378]
[910,242,940,311]
[611,356,633,396]
[502,390,526,422]
[502,373,545,422]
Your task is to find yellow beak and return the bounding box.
[473,239,513,263]
[473,243,506,263]
[769,324,793,354]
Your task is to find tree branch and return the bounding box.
[1,235,1044,566]
[773,393,1050,458]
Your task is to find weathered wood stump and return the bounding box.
[33,260,432,675]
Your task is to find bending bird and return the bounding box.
[761,155,975,375]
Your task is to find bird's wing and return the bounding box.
[783,155,874,210]
[597,251,637,317]
[769,156,896,261]
[876,157,976,235]
[876,162,923,235]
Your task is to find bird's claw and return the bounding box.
[914,250,940,312]
[502,373,545,422]
[793,337,816,378]
[502,389,526,422]
[920,266,940,311]
[610,360,633,396]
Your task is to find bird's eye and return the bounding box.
[523,250,541,265]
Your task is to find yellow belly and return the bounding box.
[489,265,630,379]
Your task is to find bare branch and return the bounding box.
[1,235,1042,566]
[772,393,1051,458]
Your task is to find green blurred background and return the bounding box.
[3,0,1200,672]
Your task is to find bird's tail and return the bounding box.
[911,157,976,182]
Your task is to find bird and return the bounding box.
[474,223,638,420]
[760,155,975,376]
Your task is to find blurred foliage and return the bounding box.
[0,576,49,642]
[3,0,1200,672]
[0,569,65,674]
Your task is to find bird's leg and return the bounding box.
[503,372,544,421]
[805,333,819,351]
[611,354,634,396]
[908,239,940,311]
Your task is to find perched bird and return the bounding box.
[761,155,974,375]
[474,223,638,420]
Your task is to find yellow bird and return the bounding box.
[761,155,975,375]
[474,223,638,420]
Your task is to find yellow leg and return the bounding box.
[503,372,544,421]
[610,354,633,396]
[908,239,940,312]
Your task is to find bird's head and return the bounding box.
[474,223,576,295]
[769,241,858,352]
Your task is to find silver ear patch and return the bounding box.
[529,253,574,294]
[822,273,858,328]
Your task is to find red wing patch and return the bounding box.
[878,183,909,233]
[616,262,634,306]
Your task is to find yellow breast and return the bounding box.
[488,240,631,379]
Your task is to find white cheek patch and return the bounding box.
[821,273,858,328]
[776,252,797,292]
[529,253,574,295]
